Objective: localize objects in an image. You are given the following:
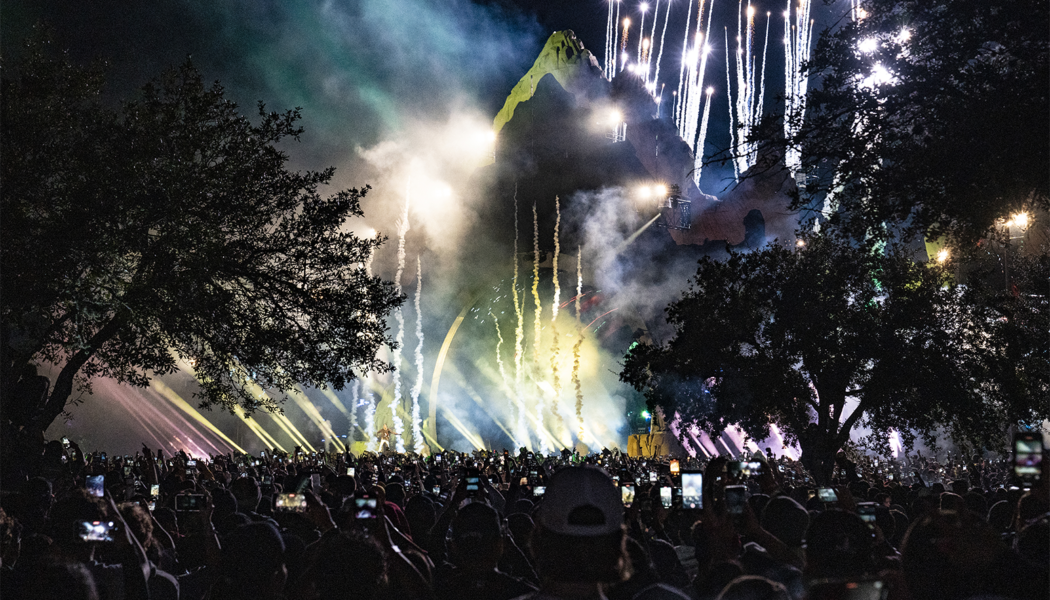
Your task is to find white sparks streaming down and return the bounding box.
[410,257,425,454]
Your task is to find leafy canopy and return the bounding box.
[1,39,401,430]
[621,234,1042,471]
[765,0,1049,244]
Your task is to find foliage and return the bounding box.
[620,233,1044,482]
[1,37,401,432]
[759,0,1049,244]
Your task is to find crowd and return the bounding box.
[0,438,1046,600]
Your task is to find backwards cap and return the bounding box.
[537,466,623,536]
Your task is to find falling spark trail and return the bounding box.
[389,186,410,453]
[637,7,646,63]
[410,257,425,453]
[573,246,585,441]
[605,0,615,77]
[694,88,713,185]
[653,0,672,89]
[492,313,512,402]
[645,0,661,81]
[784,0,813,176]
[550,198,561,417]
[757,13,770,127]
[511,186,526,444]
[675,0,694,124]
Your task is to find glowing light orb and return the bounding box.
[640,3,649,12]
[796,239,806,247]
[638,186,652,199]
[609,109,623,124]
[1010,212,1030,228]
[654,184,668,196]
[624,17,631,26]
[858,37,878,53]
[898,28,911,42]
[747,6,755,17]
[642,38,650,49]
[706,87,714,95]
[857,8,869,19]
[935,248,950,263]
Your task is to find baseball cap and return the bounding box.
[536,466,623,536]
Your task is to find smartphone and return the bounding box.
[857,502,878,530]
[817,487,839,503]
[670,459,680,475]
[100,452,107,462]
[621,482,636,507]
[435,454,442,463]
[262,475,273,486]
[660,486,672,508]
[725,485,747,515]
[527,452,534,461]
[61,436,70,447]
[347,467,355,477]
[649,471,657,483]
[355,496,378,520]
[432,485,441,495]
[681,471,703,509]
[1013,431,1044,484]
[808,578,887,600]
[466,476,480,493]
[276,493,308,513]
[78,521,115,543]
[148,501,156,512]
[186,460,197,468]
[261,451,267,458]
[87,475,105,498]
[149,484,160,498]
[175,494,205,512]
[533,486,546,497]
[746,461,764,477]
[123,466,131,477]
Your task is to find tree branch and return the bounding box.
[30,314,126,431]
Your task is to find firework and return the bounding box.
[550,197,562,418]
[573,246,585,441]
[784,0,813,177]
[389,185,410,453]
[531,201,550,454]
[410,257,424,453]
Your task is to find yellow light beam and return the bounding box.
[290,387,346,452]
[234,406,287,453]
[151,380,247,454]
[318,387,352,418]
[429,303,473,441]
[447,364,516,443]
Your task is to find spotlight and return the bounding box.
[935,248,950,263]
[654,184,668,197]
[1009,212,1030,229]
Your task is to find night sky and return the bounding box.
[3,0,849,195]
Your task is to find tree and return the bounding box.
[1,38,401,441]
[756,0,1049,245]
[620,233,1045,483]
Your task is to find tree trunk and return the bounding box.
[798,426,838,486]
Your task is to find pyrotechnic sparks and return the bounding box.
[652,0,672,88]
[512,186,527,445]
[727,1,770,178]
[550,197,562,417]
[637,3,649,63]
[784,0,814,178]
[531,201,550,454]
[389,186,411,453]
[573,246,585,440]
[349,380,360,440]
[411,257,425,453]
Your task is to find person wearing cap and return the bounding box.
[435,502,537,600]
[513,465,630,600]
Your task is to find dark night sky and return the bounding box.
[3,1,849,193]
